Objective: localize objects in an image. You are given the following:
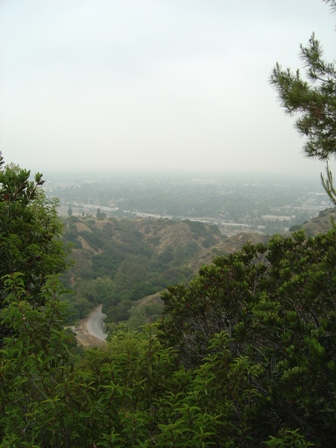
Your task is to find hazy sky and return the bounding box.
[1,0,335,176]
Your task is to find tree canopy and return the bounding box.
[0,152,70,342]
[0,153,69,297]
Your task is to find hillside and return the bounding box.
[63,208,335,330]
[185,231,270,272]
[63,216,224,272]
[289,207,336,236]
[62,216,226,326]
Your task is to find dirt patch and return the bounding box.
[93,219,109,229]
[77,235,102,254]
[72,305,107,348]
[75,222,92,232]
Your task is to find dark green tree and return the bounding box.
[96,207,106,219]
[0,274,78,446]
[270,35,336,161]
[158,230,336,447]
[0,153,70,341]
[270,0,336,203]
[93,276,116,305]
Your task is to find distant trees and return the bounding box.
[61,218,214,327]
[96,207,106,219]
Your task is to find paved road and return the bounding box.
[86,306,107,341]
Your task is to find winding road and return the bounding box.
[86,306,107,340]
[73,305,107,347]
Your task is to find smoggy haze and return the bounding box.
[0,0,334,176]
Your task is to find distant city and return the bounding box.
[44,171,330,236]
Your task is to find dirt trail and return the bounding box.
[72,305,107,348]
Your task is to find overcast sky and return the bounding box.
[0,0,335,176]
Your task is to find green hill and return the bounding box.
[61,216,225,326]
[289,207,336,236]
[62,208,336,328]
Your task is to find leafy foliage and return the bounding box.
[0,158,69,297]
[0,154,70,340]
[0,274,77,446]
[159,229,336,446]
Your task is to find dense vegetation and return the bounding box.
[1,164,336,446]
[0,156,70,344]
[61,215,224,327]
[1,1,336,446]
